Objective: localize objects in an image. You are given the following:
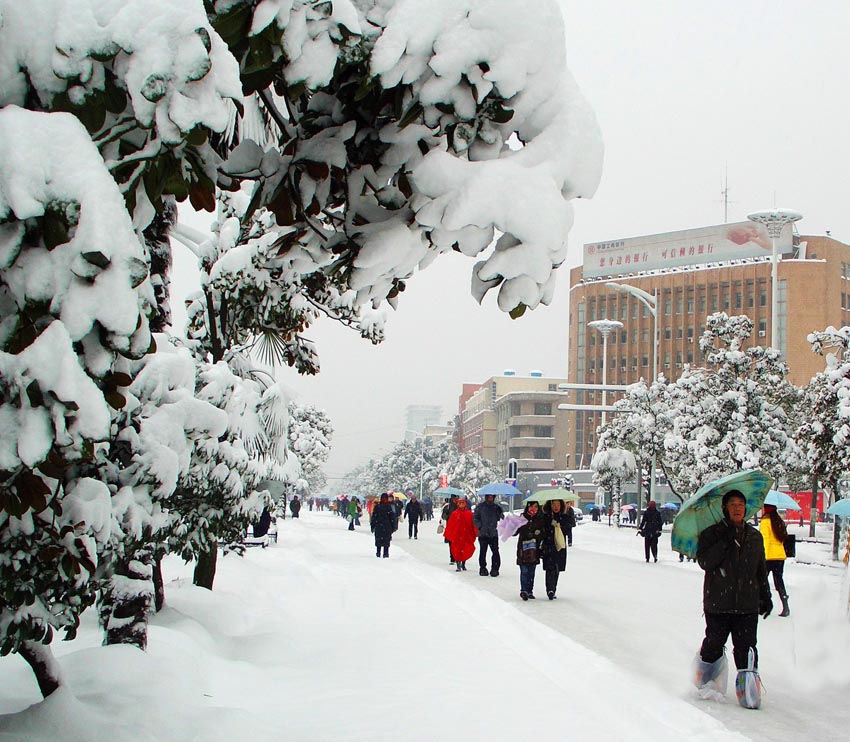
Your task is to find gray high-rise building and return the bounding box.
[405,405,442,439]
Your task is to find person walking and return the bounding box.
[694,490,772,707]
[473,494,504,576]
[444,497,478,571]
[514,501,546,601]
[289,495,301,519]
[403,493,423,539]
[440,494,459,563]
[541,499,570,599]
[760,503,790,617]
[638,501,664,563]
[563,501,577,547]
[370,493,397,558]
[348,496,362,531]
[423,496,434,521]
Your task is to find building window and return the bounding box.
[534,426,552,437]
[665,300,672,315]
[642,328,649,342]
[676,327,683,339]
[642,355,649,367]
[533,448,548,460]
[620,303,627,321]
[620,330,627,343]
[676,297,683,314]
[511,402,521,416]
[735,292,742,309]
[759,290,767,307]
[687,352,694,364]
[664,327,672,340]
[534,403,552,415]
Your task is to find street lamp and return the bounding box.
[606,281,658,508]
[587,319,624,429]
[747,209,803,352]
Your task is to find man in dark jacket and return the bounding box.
[403,494,423,539]
[638,501,664,562]
[696,490,772,676]
[289,495,301,518]
[473,495,504,576]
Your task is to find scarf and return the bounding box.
[552,519,566,551]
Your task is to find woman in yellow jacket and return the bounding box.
[760,504,790,617]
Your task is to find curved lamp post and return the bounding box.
[605,282,658,508]
[587,319,624,429]
[746,209,802,352]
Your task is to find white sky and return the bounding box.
[172,0,850,486]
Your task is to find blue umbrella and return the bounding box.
[827,499,850,517]
[660,502,680,510]
[477,482,522,497]
[434,486,466,498]
[671,470,773,559]
[584,503,600,511]
[764,490,801,511]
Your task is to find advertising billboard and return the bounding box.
[583,221,795,279]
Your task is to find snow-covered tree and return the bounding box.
[798,326,850,510]
[342,438,498,497]
[661,313,801,497]
[288,400,333,494]
[95,342,227,648]
[0,108,154,696]
[591,448,636,525]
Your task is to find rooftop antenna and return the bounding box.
[719,164,735,222]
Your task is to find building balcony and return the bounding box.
[508,437,555,448]
[509,415,556,426]
[517,458,555,470]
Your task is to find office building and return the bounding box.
[566,220,850,467]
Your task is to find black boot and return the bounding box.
[779,594,790,617]
[456,562,462,572]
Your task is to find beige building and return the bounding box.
[567,222,850,467]
[460,372,569,473]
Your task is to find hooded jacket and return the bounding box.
[444,506,478,561]
[473,499,504,538]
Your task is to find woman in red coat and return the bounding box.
[444,497,478,572]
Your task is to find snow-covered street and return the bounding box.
[1,510,847,742]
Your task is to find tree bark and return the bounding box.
[193,543,218,590]
[100,553,153,650]
[152,554,165,612]
[18,640,62,698]
[809,474,818,539]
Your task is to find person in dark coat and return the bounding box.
[695,489,772,684]
[289,495,301,518]
[563,502,577,546]
[541,499,570,599]
[638,501,664,562]
[473,495,504,576]
[440,494,459,563]
[370,492,397,558]
[514,501,546,601]
[403,493,423,539]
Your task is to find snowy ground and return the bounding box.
[1,512,848,742]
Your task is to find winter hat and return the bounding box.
[380,492,389,502]
[721,490,746,507]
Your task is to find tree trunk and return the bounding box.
[809,474,818,539]
[193,543,218,590]
[18,639,62,698]
[152,554,165,612]
[99,552,153,650]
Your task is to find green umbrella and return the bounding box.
[671,470,773,559]
[523,488,580,505]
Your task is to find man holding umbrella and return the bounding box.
[695,489,772,707]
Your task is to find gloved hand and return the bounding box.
[760,601,773,619]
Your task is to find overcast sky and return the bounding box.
[173,0,850,487]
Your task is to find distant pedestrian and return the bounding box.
[514,501,546,601]
[440,494,459,563]
[423,496,434,521]
[541,499,570,599]
[760,504,790,617]
[289,495,301,519]
[404,494,423,539]
[473,495,504,576]
[444,497,478,571]
[348,497,362,530]
[370,493,397,558]
[563,502,577,546]
[638,501,663,563]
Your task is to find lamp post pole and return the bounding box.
[605,282,659,508]
[587,319,624,429]
[747,209,802,353]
